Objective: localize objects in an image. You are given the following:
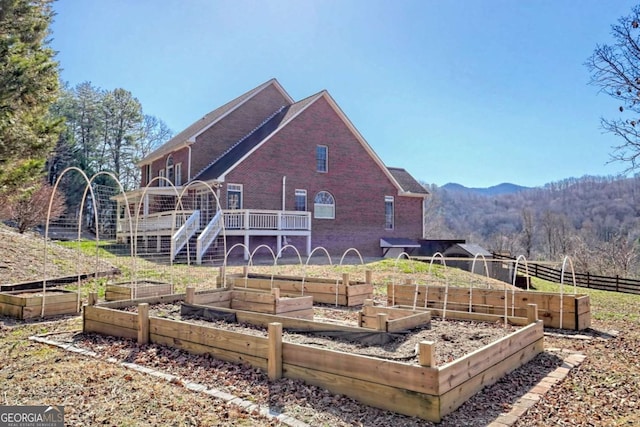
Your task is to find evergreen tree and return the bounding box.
[0,0,61,190]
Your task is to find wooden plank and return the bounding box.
[439,338,544,417]
[438,321,544,393]
[282,342,439,395]
[362,305,422,320]
[98,293,185,309]
[387,312,432,332]
[84,319,137,339]
[230,299,274,313]
[283,363,441,422]
[232,290,276,304]
[21,301,79,319]
[193,290,231,305]
[274,296,313,313]
[84,305,138,330]
[0,303,25,318]
[388,284,582,313]
[149,317,269,357]
[150,333,268,370]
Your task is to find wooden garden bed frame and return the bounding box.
[219,270,373,307]
[0,288,79,319]
[82,290,544,422]
[105,280,173,301]
[388,283,591,330]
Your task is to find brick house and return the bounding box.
[113,79,428,262]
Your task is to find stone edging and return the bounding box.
[28,335,311,427]
[487,348,587,427]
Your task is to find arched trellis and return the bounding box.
[130,176,181,295]
[172,179,225,270]
[44,167,101,318]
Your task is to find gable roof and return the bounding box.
[387,167,429,195]
[139,78,293,165]
[146,80,429,197]
[206,90,421,197]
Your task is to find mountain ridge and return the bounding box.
[441,182,530,196]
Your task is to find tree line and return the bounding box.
[424,175,640,278]
[0,0,172,232]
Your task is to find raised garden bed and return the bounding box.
[105,281,173,301]
[187,287,314,319]
[82,292,544,422]
[219,271,373,306]
[388,283,591,330]
[0,288,79,319]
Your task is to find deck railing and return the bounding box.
[223,209,311,231]
[117,210,196,234]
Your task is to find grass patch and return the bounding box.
[531,277,640,324]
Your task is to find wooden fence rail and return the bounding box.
[493,254,640,295]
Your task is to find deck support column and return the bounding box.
[244,234,250,260]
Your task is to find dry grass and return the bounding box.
[1,225,639,425]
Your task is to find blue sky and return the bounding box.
[50,0,638,188]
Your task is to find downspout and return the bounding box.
[282,176,286,211]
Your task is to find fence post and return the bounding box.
[138,303,149,345]
[616,275,619,292]
[268,322,282,380]
[418,341,436,367]
[587,272,590,288]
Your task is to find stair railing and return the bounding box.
[171,210,200,261]
[196,210,223,264]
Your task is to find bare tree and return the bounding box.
[0,181,65,233]
[587,5,640,170]
[519,208,534,258]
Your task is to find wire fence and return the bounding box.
[493,254,640,295]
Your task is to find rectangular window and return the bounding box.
[385,196,394,230]
[158,169,165,187]
[145,165,152,186]
[227,184,243,210]
[175,163,182,186]
[316,145,328,173]
[294,189,307,211]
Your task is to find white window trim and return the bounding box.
[295,189,307,211]
[385,195,394,230]
[316,145,328,173]
[227,183,243,210]
[314,191,335,219]
[158,169,165,187]
[175,163,182,186]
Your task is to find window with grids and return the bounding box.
[227,184,242,210]
[316,145,328,172]
[158,169,165,187]
[175,163,182,186]
[385,196,394,230]
[295,189,307,211]
[314,191,335,219]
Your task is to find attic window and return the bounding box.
[314,191,335,219]
[316,145,328,173]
